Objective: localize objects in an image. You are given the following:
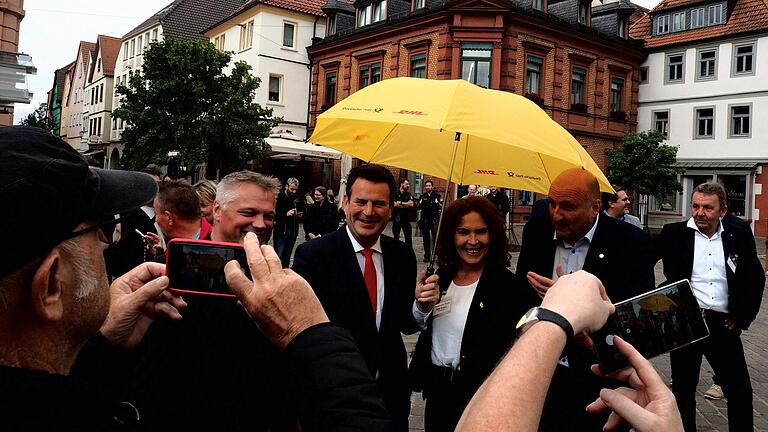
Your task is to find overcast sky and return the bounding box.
[14,0,661,124]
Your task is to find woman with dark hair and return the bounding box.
[303,186,339,240]
[410,196,537,431]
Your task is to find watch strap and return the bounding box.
[536,308,574,339]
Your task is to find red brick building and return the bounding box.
[309,0,647,221]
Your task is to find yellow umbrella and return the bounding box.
[310,77,613,195]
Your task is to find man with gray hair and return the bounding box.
[123,169,290,430]
[654,181,764,432]
[274,177,302,267]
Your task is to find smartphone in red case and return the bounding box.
[165,239,249,298]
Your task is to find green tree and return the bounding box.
[20,103,57,133]
[113,38,278,174]
[605,130,684,225]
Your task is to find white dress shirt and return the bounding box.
[430,279,479,368]
[552,213,600,280]
[688,217,729,312]
[346,226,385,330]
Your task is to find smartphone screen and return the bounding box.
[166,240,249,298]
[593,279,709,373]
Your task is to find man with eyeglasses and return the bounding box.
[601,187,642,229]
[0,127,186,429]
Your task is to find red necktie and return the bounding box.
[361,248,377,314]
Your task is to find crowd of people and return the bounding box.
[2,125,765,432]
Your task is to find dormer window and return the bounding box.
[327,15,337,35]
[357,1,387,27]
[414,0,425,10]
[578,1,589,25]
[656,15,670,34]
[672,12,685,31]
[708,4,722,24]
[618,17,628,38]
[691,7,704,28]
[533,0,545,11]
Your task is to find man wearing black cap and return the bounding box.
[0,126,186,429]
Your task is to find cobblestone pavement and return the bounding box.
[283,222,768,432]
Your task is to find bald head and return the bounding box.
[548,168,602,244]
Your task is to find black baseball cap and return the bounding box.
[0,126,158,275]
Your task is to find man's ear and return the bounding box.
[212,201,222,223]
[29,250,65,321]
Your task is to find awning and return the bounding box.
[266,134,342,160]
[675,160,762,169]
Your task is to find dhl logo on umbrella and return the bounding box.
[393,110,427,115]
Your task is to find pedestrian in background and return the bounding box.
[393,178,414,245]
[274,177,302,267]
[194,179,217,225]
[304,186,338,240]
[417,179,441,262]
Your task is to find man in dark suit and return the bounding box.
[293,164,424,431]
[654,182,764,432]
[515,168,655,431]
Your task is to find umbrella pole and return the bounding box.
[426,132,461,279]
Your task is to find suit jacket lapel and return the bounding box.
[683,227,696,277]
[380,236,397,331]
[459,267,492,358]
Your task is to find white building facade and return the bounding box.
[631,0,768,238]
[205,1,326,140]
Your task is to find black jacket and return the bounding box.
[292,228,419,430]
[654,219,765,330]
[274,191,302,237]
[0,364,139,431]
[486,191,510,217]
[515,213,656,431]
[304,200,339,239]
[410,266,535,396]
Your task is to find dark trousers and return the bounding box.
[273,230,297,268]
[392,216,412,246]
[670,314,753,432]
[420,222,438,260]
[423,366,472,432]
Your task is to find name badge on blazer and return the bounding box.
[433,296,452,317]
[727,254,738,273]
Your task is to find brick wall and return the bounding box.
[755,164,768,239]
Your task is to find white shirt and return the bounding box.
[430,279,479,368]
[552,213,600,280]
[346,226,385,330]
[688,217,729,312]
[141,205,166,250]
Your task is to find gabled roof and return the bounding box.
[323,0,356,13]
[124,0,248,41]
[52,61,74,103]
[207,0,325,34]
[592,0,639,16]
[629,0,768,48]
[89,35,122,81]
[650,0,710,12]
[77,41,96,77]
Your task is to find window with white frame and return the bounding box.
[372,1,386,23]
[691,8,704,27]
[137,35,143,54]
[696,48,717,80]
[410,53,427,78]
[415,0,425,9]
[533,0,544,11]
[708,4,722,24]
[130,39,136,57]
[578,1,588,25]
[732,42,755,75]
[283,22,296,49]
[268,75,282,103]
[152,29,158,41]
[97,58,101,73]
[525,55,543,95]
[328,15,337,35]
[666,53,684,83]
[571,66,586,106]
[656,15,670,34]
[672,12,685,31]
[214,34,226,51]
[730,104,751,137]
[359,62,381,88]
[357,5,369,27]
[239,20,254,50]
[618,17,628,38]
[144,32,150,48]
[694,107,715,138]
[123,42,129,60]
[462,43,493,88]
[653,110,669,138]
[610,77,624,112]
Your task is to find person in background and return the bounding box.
[392,179,415,246]
[194,179,217,225]
[149,180,212,259]
[463,185,478,198]
[417,180,442,263]
[409,197,537,431]
[304,186,339,240]
[601,187,642,229]
[274,177,302,268]
[486,186,510,224]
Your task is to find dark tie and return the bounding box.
[361,248,377,314]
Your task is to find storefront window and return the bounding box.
[718,175,747,217]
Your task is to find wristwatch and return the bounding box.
[516,307,574,338]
